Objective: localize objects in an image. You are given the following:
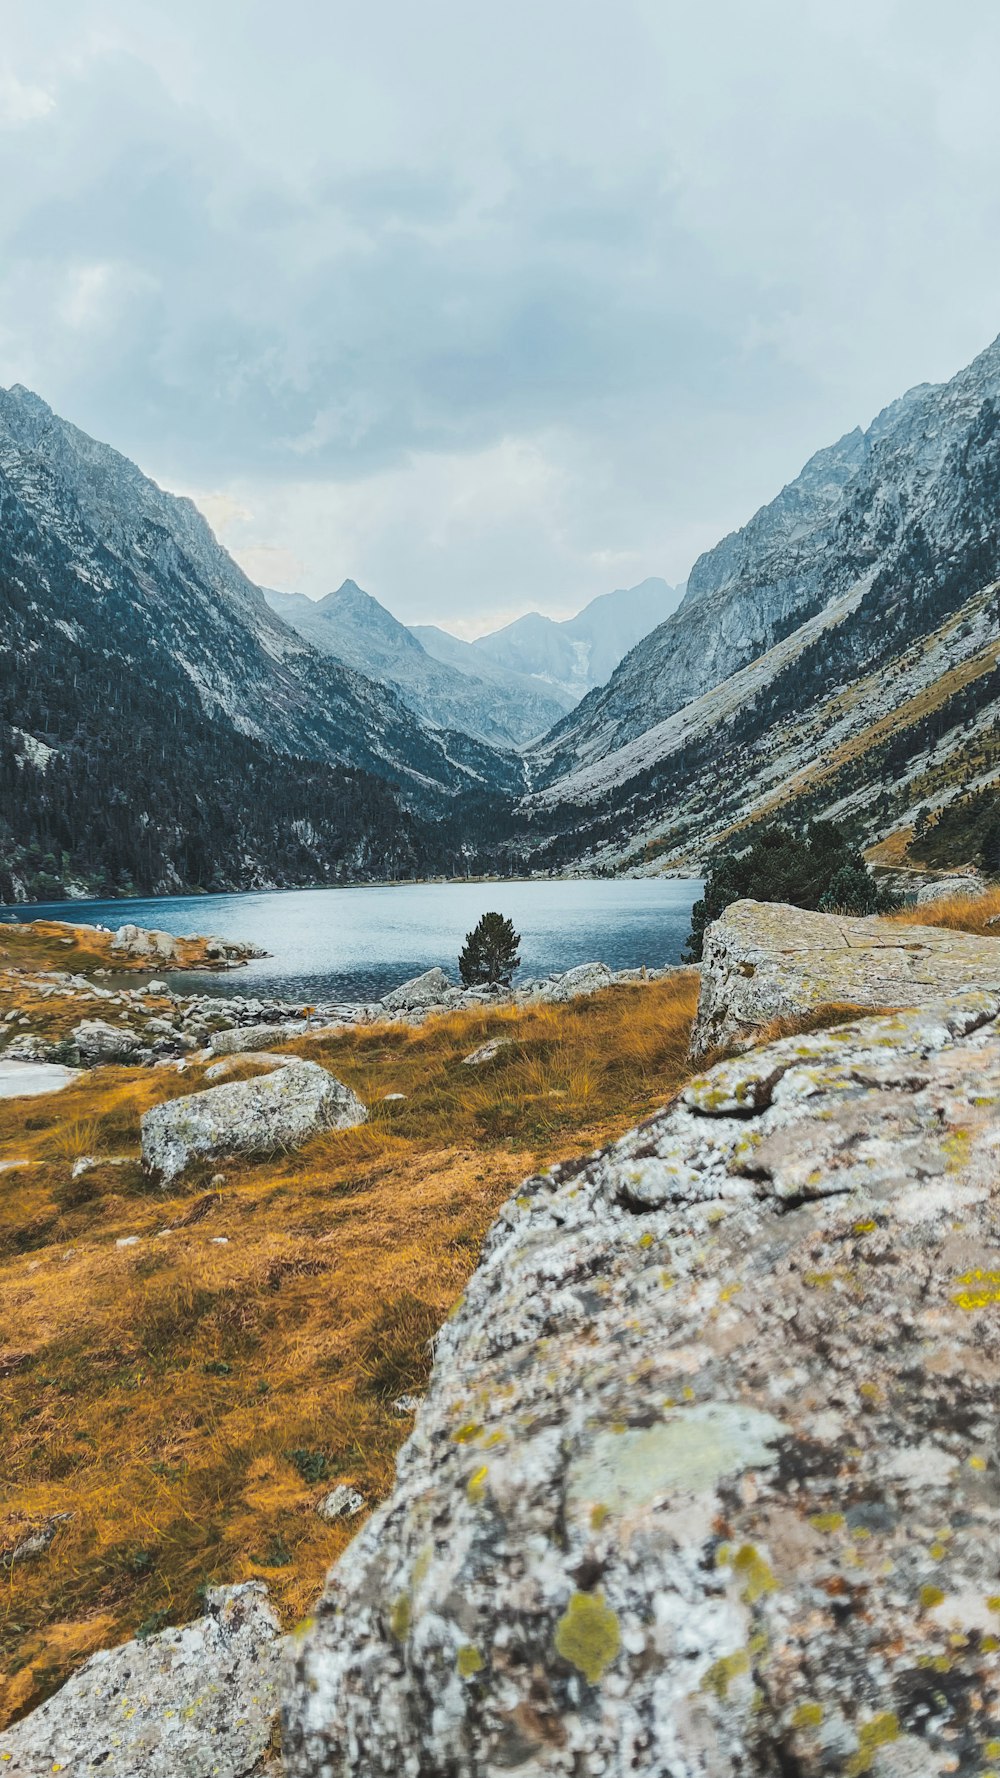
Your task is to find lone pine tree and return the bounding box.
[459,911,521,987]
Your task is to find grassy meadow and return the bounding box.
[0,973,699,1723]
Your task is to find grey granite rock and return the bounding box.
[209,1021,303,1055]
[141,1060,367,1183]
[282,991,1000,1778]
[915,875,989,904]
[0,1582,282,1776]
[71,1018,142,1064]
[461,1038,511,1067]
[690,898,1000,1058]
[317,1485,366,1523]
[382,967,453,1011]
[541,960,614,1002]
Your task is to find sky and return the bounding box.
[3,3,1000,635]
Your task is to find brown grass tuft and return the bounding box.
[884,886,1000,939]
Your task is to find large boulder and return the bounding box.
[382,967,453,1012]
[543,960,614,1001]
[915,874,989,904]
[282,992,1000,1778]
[0,1582,282,1776]
[141,1060,367,1183]
[690,898,1000,1058]
[71,1018,142,1065]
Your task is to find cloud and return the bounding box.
[2,1,1000,626]
[0,69,55,128]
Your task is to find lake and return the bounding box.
[8,878,703,1004]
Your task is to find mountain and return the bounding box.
[522,336,1000,875]
[265,581,565,747]
[455,576,682,707]
[0,386,522,901]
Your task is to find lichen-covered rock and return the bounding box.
[141,1060,367,1182]
[690,898,1000,1057]
[283,992,1000,1778]
[0,1582,282,1776]
[382,967,453,1011]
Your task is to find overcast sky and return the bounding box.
[3,2,1000,634]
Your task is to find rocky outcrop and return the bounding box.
[282,991,1000,1778]
[0,1582,282,1776]
[111,922,182,963]
[690,898,1000,1058]
[141,1061,367,1183]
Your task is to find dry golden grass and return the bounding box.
[0,973,700,1724]
[0,918,224,976]
[885,885,1000,939]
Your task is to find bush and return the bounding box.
[458,912,521,987]
[685,821,902,960]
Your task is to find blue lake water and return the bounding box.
[9,878,702,1003]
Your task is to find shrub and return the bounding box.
[458,912,521,987]
[686,821,901,960]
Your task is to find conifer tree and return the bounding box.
[459,911,521,986]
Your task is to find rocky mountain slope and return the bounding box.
[266,579,565,747]
[0,387,523,899]
[456,575,681,707]
[523,336,1000,873]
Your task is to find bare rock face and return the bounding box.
[0,1582,282,1776]
[141,1060,367,1182]
[690,898,1000,1058]
[282,992,1000,1778]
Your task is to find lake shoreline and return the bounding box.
[1,867,703,917]
[4,878,704,1006]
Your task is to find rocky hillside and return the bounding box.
[0,387,524,899]
[523,337,1000,874]
[266,580,566,747]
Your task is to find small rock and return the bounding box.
[461,1037,510,1066]
[392,1393,421,1415]
[115,1235,140,1249]
[317,1485,366,1523]
[1,1512,73,1572]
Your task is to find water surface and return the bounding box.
[10,878,702,1004]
